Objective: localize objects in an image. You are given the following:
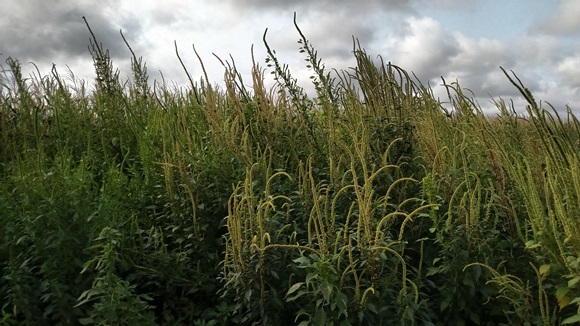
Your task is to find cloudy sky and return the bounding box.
[2,0,579,114]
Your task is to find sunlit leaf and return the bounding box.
[539,264,551,277]
[562,314,580,324]
[557,286,572,309]
[287,282,304,296]
[569,276,580,288]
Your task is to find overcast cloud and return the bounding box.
[535,0,580,36]
[1,0,579,114]
[1,0,145,63]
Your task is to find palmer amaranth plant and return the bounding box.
[1,16,579,325]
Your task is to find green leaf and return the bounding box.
[539,264,551,277]
[569,296,580,305]
[295,311,311,326]
[440,295,452,311]
[313,308,327,326]
[306,272,318,284]
[287,282,305,296]
[569,276,580,288]
[426,267,441,277]
[557,286,571,300]
[525,240,541,249]
[366,303,378,314]
[469,312,481,325]
[462,274,475,287]
[78,317,94,325]
[557,286,572,309]
[294,256,310,265]
[335,291,348,314]
[322,283,333,303]
[286,290,307,302]
[562,314,580,324]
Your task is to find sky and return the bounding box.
[1,0,580,114]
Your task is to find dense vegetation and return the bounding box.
[2,20,580,325]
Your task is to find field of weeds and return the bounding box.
[1,21,580,325]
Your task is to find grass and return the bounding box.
[1,18,580,325]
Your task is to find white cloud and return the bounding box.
[415,0,481,11]
[556,55,580,88]
[381,17,459,81]
[536,0,580,35]
[221,0,412,12]
[513,35,564,65]
[445,35,520,96]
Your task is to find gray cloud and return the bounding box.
[220,0,412,59]
[447,35,521,96]
[534,0,580,36]
[556,55,580,88]
[0,0,144,65]
[252,5,400,86]
[221,0,412,12]
[381,17,461,82]
[293,11,377,60]
[371,15,560,111]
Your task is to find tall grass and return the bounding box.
[1,18,579,325]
